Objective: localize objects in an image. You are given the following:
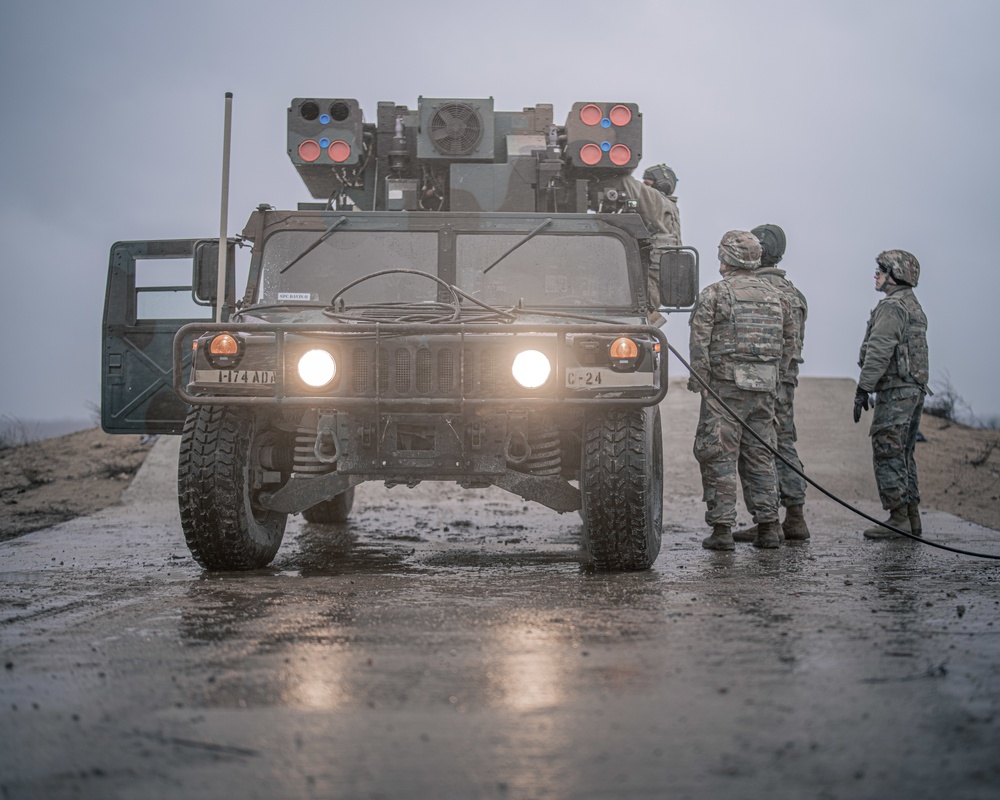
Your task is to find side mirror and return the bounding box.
[658,247,699,310]
[192,239,236,307]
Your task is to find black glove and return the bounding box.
[853,387,872,423]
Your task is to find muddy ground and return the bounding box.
[1,378,999,800]
[3,385,998,541]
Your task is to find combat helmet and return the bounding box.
[876,249,920,287]
[718,230,762,270]
[642,164,677,196]
[751,224,786,267]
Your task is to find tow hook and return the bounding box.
[314,415,340,464]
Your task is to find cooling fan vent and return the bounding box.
[428,103,484,156]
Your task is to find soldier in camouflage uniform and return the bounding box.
[733,224,810,542]
[854,250,929,538]
[618,164,681,324]
[638,164,681,245]
[688,231,795,550]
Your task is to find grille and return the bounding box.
[438,350,455,392]
[352,348,369,393]
[416,348,432,392]
[378,357,389,395]
[394,349,411,393]
[342,344,515,398]
[464,350,475,393]
[480,349,498,394]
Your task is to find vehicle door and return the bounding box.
[101,239,234,434]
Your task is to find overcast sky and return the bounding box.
[2,0,998,425]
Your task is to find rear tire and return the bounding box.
[581,407,663,571]
[302,488,356,523]
[178,405,287,570]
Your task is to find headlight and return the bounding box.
[297,349,337,387]
[511,350,551,389]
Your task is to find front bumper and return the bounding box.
[173,321,668,409]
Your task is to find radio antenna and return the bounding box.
[216,91,233,323]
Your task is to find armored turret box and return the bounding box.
[287,97,641,212]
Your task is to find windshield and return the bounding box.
[260,231,440,304]
[258,228,632,308]
[457,233,630,307]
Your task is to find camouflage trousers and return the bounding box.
[869,385,924,510]
[693,381,779,527]
[647,257,664,326]
[774,382,807,507]
[646,233,674,326]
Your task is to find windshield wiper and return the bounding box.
[482,218,552,274]
[279,216,348,274]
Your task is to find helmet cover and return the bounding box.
[718,230,762,270]
[876,249,920,287]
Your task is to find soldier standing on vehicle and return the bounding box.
[853,250,929,538]
[617,164,681,324]
[688,230,795,551]
[733,224,810,542]
[637,163,681,245]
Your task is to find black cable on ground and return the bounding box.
[666,341,999,561]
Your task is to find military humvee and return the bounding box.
[101,97,698,571]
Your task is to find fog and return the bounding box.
[1,0,997,425]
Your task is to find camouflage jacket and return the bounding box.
[858,287,929,393]
[619,176,681,246]
[688,271,795,393]
[755,267,807,386]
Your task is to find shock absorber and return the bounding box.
[523,426,561,476]
[293,415,340,475]
[505,417,562,476]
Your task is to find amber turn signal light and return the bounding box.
[203,332,244,369]
[209,334,239,356]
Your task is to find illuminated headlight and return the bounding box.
[297,349,337,387]
[511,350,551,389]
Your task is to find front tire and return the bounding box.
[178,405,287,570]
[302,488,355,523]
[581,407,663,571]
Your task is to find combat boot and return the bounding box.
[753,520,782,549]
[782,504,810,541]
[907,502,922,537]
[863,507,911,540]
[732,524,757,543]
[702,524,735,551]
[733,520,785,543]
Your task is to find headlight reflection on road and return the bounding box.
[489,623,565,712]
[284,647,352,709]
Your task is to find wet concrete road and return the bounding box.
[2,379,999,799]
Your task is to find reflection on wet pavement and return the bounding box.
[3,474,999,798]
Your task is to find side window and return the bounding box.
[132,244,248,320]
[135,258,213,320]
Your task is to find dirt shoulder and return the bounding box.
[0,427,156,540]
[915,412,1000,530]
[1,407,998,541]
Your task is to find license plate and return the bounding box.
[194,369,275,385]
[565,368,654,388]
